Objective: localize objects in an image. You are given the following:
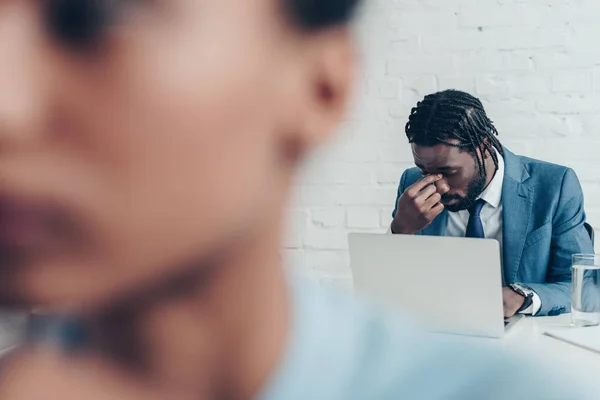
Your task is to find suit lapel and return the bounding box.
[501,149,534,283]
[421,210,448,236]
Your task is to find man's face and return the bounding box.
[0,0,348,307]
[411,142,486,213]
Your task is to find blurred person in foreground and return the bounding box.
[0,0,597,399]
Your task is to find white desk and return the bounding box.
[437,315,600,383]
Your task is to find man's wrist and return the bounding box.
[390,220,413,235]
[510,283,537,315]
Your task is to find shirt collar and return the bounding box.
[478,150,504,209]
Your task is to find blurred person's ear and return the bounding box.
[280,27,356,161]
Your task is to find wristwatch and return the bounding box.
[510,283,534,313]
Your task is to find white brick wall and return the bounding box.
[284,0,600,287]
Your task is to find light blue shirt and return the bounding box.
[258,280,598,399]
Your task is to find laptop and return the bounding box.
[348,233,522,338]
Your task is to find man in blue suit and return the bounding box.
[391,90,593,317]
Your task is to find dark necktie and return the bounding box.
[466,199,487,239]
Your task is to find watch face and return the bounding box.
[510,286,525,298]
[511,284,527,294]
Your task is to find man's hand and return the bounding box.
[391,174,449,235]
[502,287,525,318]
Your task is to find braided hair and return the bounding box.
[405,90,503,181]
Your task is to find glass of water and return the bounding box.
[572,254,600,327]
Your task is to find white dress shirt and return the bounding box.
[445,154,505,270]
[444,153,541,315]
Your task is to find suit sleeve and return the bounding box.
[526,168,594,316]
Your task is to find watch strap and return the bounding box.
[516,293,534,313]
[510,284,534,313]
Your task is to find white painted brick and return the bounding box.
[306,250,351,278]
[496,0,560,6]
[334,187,399,207]
[567,25,600,56]
[536,96,600,114]
[502,51,538,71]
[420,31,484,53]
[458,4,542,28]
[311,208,346,228]
[533,52,599,71]
[387,55,455,76]
[584,209,600,233]
[368,78,401,99]
[295,185,336,207]
[287,1,600,285]
[299,163,372,185]
[477,73,551,99]
[496,114,566,138]
[349,101,393,123]
[388,37,422,55]
[552,71,593,94]
[568,2,600,23]
[501,49,535,71]
[509,74,551,95]
[484,98,536,117]
[500,140,533,159]
[347,207,381,229]
[304,228,349,250]
[476,75,512,100]
[401,75,439,97]
[437,76,477,94]
[564,117,585,137]
[580,183,600,207]
[531,140,600,165]
[479,28,569,50]
[581,115,600,137]
[284,209,308,249]
[324,134,381,163]
[453,51,534,75]
[538,5,579,27]
[388,99,420,119]
[422,28,568,53]
[380,207,396,228]
[374,163,412,185]
[379,122,411,143]
[389,10,458,36]
[378,139,414,163]
[305,250,351,275]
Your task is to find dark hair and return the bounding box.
[43,0,362,51]
[285,0,362,30]
[405,89,503,179]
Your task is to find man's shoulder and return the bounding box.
[510,152,571,180]
[506,151,583,199]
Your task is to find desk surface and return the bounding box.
[436,314,600,383]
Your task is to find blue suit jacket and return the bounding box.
[392,148,593,316]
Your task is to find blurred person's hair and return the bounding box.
[286,0,362,30]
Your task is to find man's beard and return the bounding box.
[441,171,487,213]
